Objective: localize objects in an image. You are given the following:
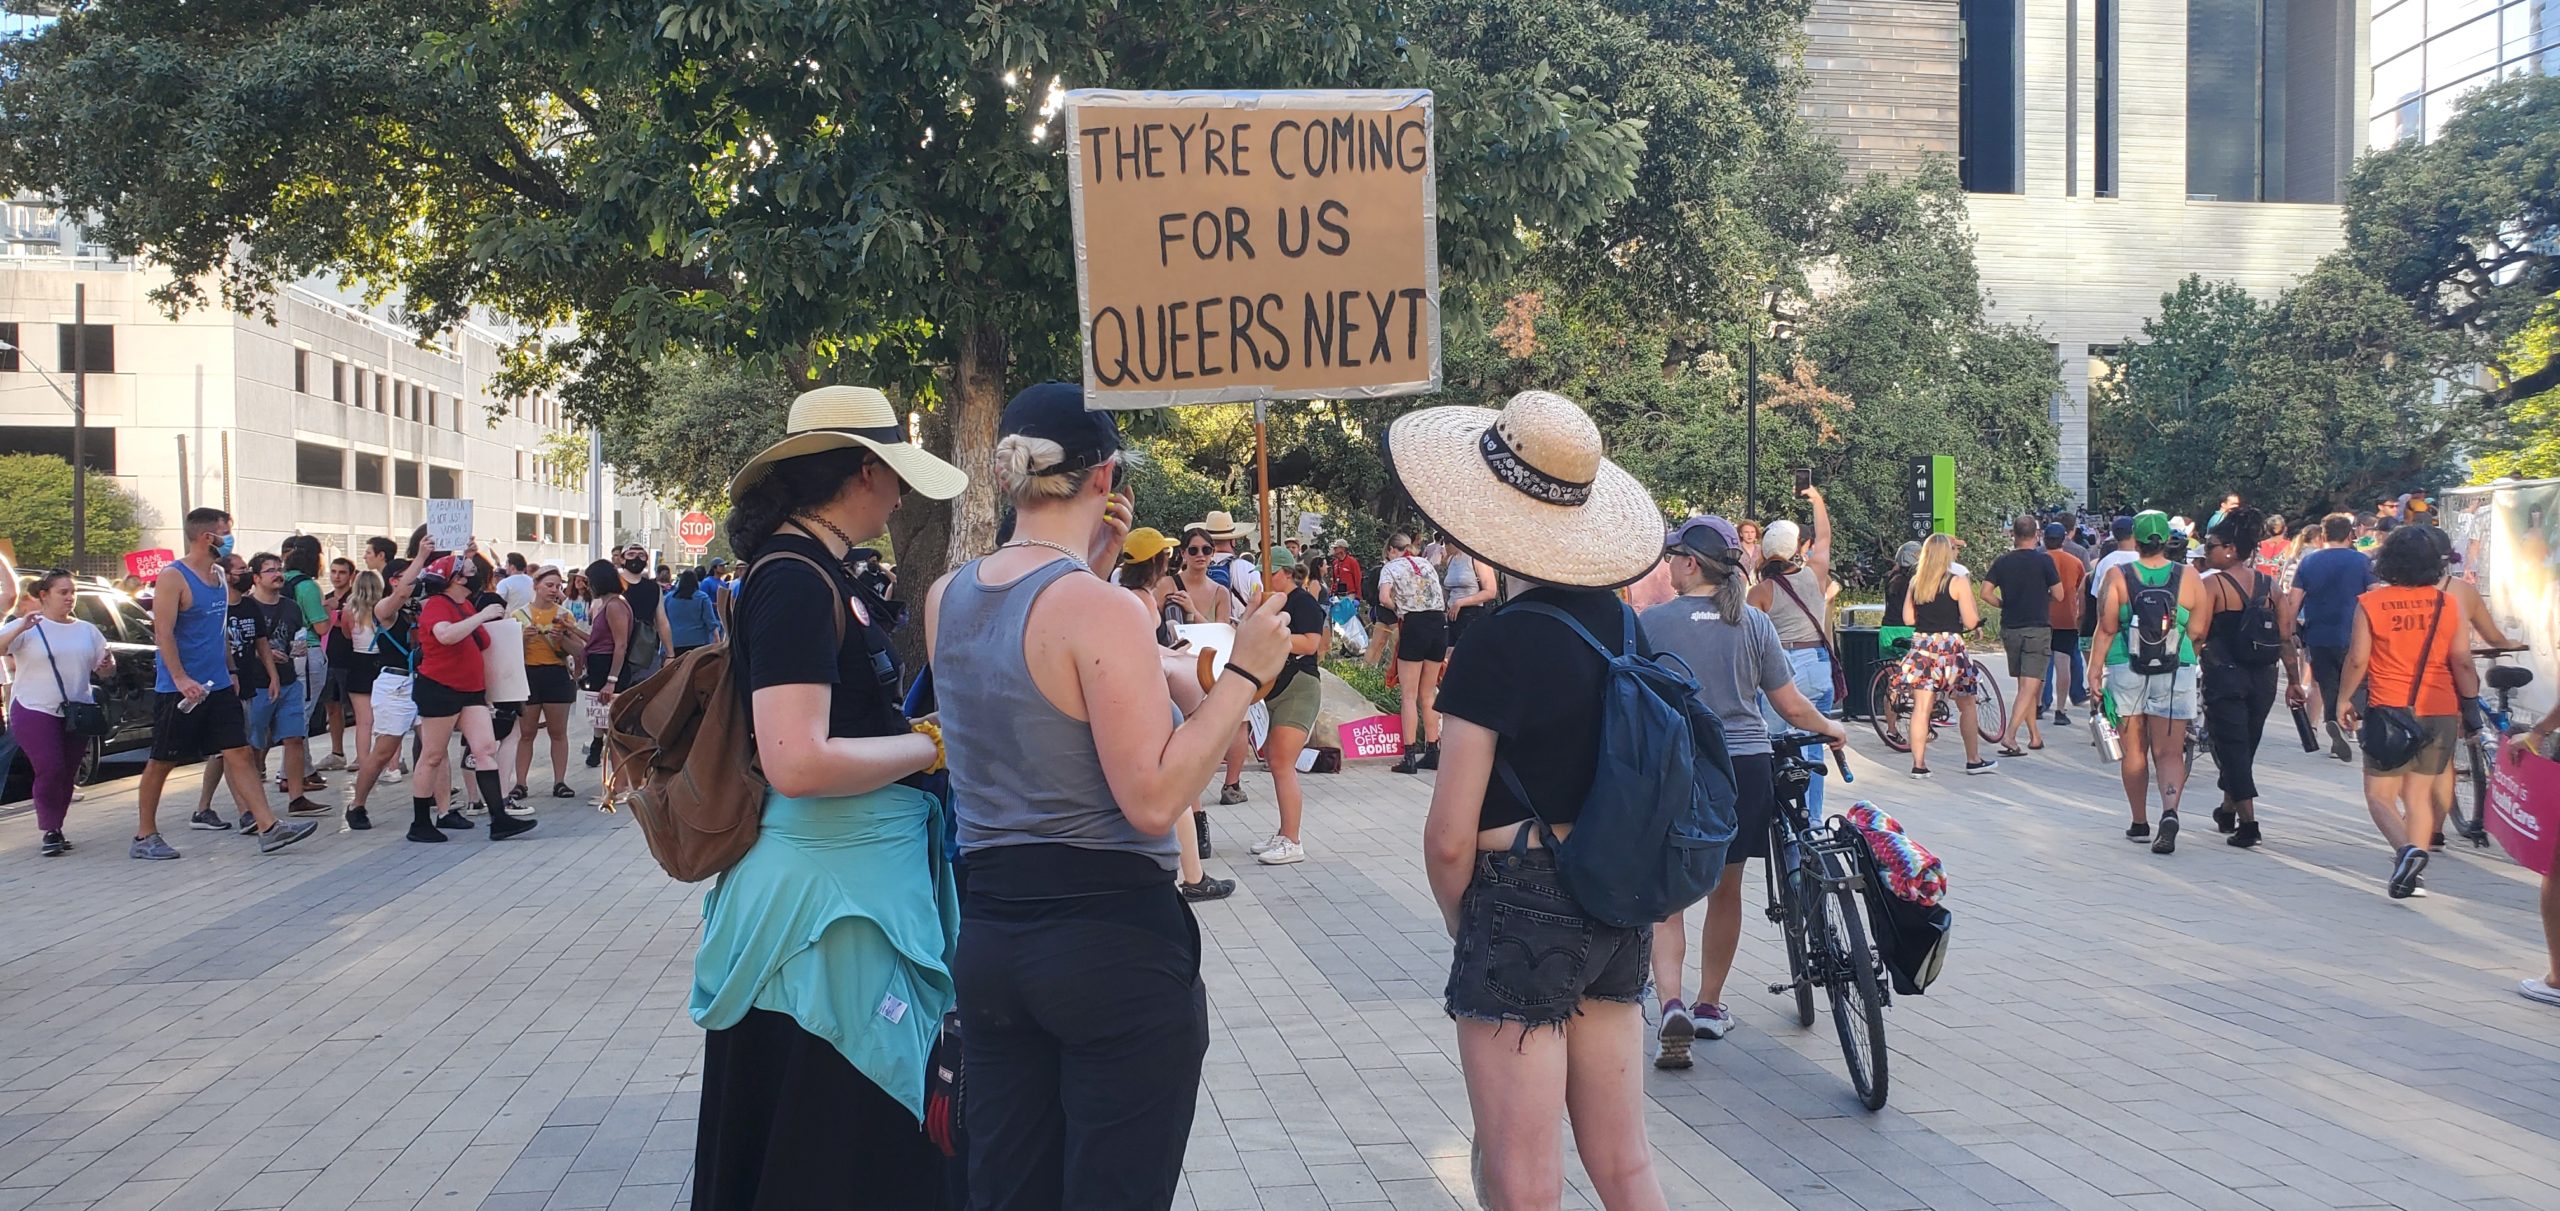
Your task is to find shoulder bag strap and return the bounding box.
[32,622,82,705]
[1767,570,1836,655]
[1496,601,1611,659]
[2408,591,2447,712]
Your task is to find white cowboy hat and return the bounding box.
[727,385,968,501]
[1185,510,1251,542]
[1385,390,1661,589]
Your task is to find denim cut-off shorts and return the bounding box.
[1444,847,1649,1029]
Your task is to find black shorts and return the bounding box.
[1447,605,1482,648]
[525,663,579,705]
[1396,610,1449,663]
[412,673,486,720]
[151,686,249,764]
[1444,848,1649,1028]
[583,651,618,693]
[339,652,383,697]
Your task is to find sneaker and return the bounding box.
[381,769,406,785]
[2053,710,2072,726]
[235,815,259,834]
[286,798,331,817]
[129,833,181,861]
[1218,784,1247,806]
[461,800,488,816]
[2388,845,2429,899]
[1392,748,1422,775]
[1178,876,1237,902]
[2430,831,2446,851]
[345,807,372,831]
[2212,804,2237,833]
[1694,1002,1736,1040]
[1256,837,1307,865]
[1909,766,1932,779]
[436,810,477,831]
[2227,820,2261,849]
[2408,881,2429,898]
[314,753,347,772]
[1417,743,1440,771]
[2329,724,2353,762]
[2125,821,2152,843]
[302,774,327,792]
[1249,834,1286,855]
[407,820,449,843]
[1964,759,1999,775]
[188,807,230,831]
[41,831,67,857]
[2519,977,2560,1007]
[488,812,537,841]
[257,820,318,853]
[1654,1002,1696,1070]
[510,799,536,817]
[2152,812,2179,854]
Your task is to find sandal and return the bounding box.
[552,782,576,798]
[1997,745,2026,758]
[2028,739,2045,751]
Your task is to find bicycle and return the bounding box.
[2454,647,2537,848]
[1866,643,2008,755]
[1763,732,1890,1110]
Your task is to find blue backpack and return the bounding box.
[1493,601,1742,928]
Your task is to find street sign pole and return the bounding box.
[72,283,86,570]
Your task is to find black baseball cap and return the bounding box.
[1000,382,1122,476]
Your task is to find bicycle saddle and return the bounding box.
[2489,665,2534,690]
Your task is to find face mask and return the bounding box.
[213,534,235,559]
[623,557,646,574]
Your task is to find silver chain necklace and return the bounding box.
[1000,538,1091,574]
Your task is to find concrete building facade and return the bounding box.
[0,199,671,571]
[1800,0,2371,503]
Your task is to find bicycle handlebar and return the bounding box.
[2474,646,2528,659]
[1771,731,1850,782]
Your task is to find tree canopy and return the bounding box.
[0,454,145,568]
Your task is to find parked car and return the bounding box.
[2,579,162,801]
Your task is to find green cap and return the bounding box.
[2132,511,2173,544]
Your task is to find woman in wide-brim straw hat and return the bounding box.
[689,384,968,1209]
[1393,388,1675,1211]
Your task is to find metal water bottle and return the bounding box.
[2091,694,2123,763]
[2292,703,2319,752]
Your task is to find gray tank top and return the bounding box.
[939,556,1179,870]
[1766,565,1827,646]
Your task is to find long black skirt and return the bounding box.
[693,1007,950,1210]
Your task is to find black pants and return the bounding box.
[2203,660,2278,802]
[2308,644,2347,725]
[956,846,1207,1211]
[693,1007,947,1210]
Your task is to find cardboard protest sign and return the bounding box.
[426,500,473,554]
[480,619,530,705]
[1066,89,1440,408]
[1339,714,1408,760]
[125,549,177,582]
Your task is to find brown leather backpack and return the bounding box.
[601,549,845,882]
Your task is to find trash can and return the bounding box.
[1838,626,1883,720]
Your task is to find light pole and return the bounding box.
[0,297,89,568]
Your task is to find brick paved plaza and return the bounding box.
[1,717,2555,1211]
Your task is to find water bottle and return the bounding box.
[2090,692,2122,762]
[2292,703,2319,752]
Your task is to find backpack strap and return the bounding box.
[1495,600,1623,658]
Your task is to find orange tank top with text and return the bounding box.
[2360,586,2457,717]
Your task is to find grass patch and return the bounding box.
[1325,659,1399,713]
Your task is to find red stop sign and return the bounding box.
[677,511,717,550]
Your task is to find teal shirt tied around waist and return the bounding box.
[690,782,959,1121]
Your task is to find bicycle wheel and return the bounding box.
[1869,666,1911,753]
[1970,661,2008,745]
[1766,823,1816,1027]
[2453,734,2489,844]
[1819,880,1890,1111]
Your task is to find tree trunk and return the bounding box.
[884,320,1006,689]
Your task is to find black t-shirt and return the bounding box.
[1435,586,1642,831]
[228,595,296,693]
[626,575,662,628]
[734,533,906,741]
[1985,548,2061,629]
[1882,569,1914,627]
[1268,587,1326,695]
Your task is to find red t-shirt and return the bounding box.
[418,593,490,692]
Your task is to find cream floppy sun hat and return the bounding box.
[726,385,968,501]
[1384,389,1663,590]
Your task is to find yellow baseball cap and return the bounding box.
[1120,527,1178,565]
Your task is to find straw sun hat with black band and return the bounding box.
[726,385,968,501]
[1385,390,1663,590]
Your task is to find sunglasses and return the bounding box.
[1184,544,1212,555]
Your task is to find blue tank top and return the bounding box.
[155,560,234,693]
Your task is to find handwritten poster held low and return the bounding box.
[2485,742,2560,876]
[1066,89,1440,409]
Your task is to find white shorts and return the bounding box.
[371,670,418,737]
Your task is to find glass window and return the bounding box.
[295,441,345,489]
[353,370,366,410]
[396,459,421,498]
[74,593,122,641]
[2428,13,2502,82]
[1959,0,2024,193]
[544,515,559,542]
[2512,0,2560,56]
[0,322,17,372]
[56,323,113,373]
[354,454,385,494]
[2095,0,2118,196]
[2188,0,2261,200]
[2375,50,2426,110]
[2425,69,2495,137]
[517,512,541,542]
[294,349,309,395]
[333,360,347,403]
[429,466,461,499]
[2375,0,2426,57]
[115,599,152,643]
[2430,0,2500,31]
